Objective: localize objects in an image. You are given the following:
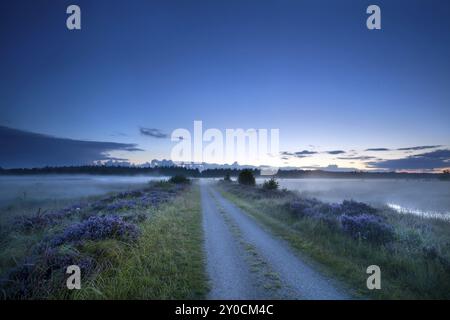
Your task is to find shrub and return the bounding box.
[339,200,378,216]
[51,216,140,247]
[2,247,94,299]
[169,175,190,184]
[13,209,54,231]
[106,199,138,212]
[262,178,279,190]
[288,198,322,217]
[238,169,256,186]
[14,204,85,231]
[224,173,231,182]
[341,214,395,244]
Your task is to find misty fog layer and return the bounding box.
[273,179,450,219]
[1,176,449,220]
[0,175,167,208]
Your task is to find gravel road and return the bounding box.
[201,180,350,300]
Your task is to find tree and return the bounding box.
[238,169,255,186]
[169,175,190,184]
[224,173,231,182]
[441,170,450,180]
[262,178,279,190]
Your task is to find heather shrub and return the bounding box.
[116,190,144,198]
[106,199,138,212]
[14,204,85,231]
[139,192,171,206]
[262,178,279,190]
[288,198,379,221]
[238,169,256,186]
[1,247,94,299]
[288,198,322,217]
[169,175,190,184]
[13,209,54,231]
[341,214,395,244]
[51,216,140,247]
[90,200,108,210]
[339,200,377,216]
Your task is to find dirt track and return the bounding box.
[201,180,350,300]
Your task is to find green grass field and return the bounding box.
[69,184,207,299]
[218,181,450,299]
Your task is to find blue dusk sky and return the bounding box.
[0,0,449,171]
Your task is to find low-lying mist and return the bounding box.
[0,175,167,208]
[271,178,450,219]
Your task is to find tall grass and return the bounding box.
[68,184,207,299]
[218,183,450,299]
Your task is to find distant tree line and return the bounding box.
[440,170,450,180]
[0,165,444,179]
[0,165,201,177]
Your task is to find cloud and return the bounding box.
[397,145,441,151]
[326,150,346,155]
[367,149,450,171]
[295,150,317,155]
[140,127,168,139]
[338,156,377,160]
[282,150,318,158]
[365,148,390,152]
[0,126,143,169]
[301,164,359,172]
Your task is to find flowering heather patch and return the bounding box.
[100,190,145,204]
[13,204,84,231]
[116,190,144,198]
[89,199,108,211]
[51,215,140,247]
[13,209,54,231]
[105,199,138,212]
[278,190,397,245]
[341,214,395,244]
[140,191,172,206]
[0,181,187,299]
[339,200,378,216]
[1,247,94,299]
[289,198,323,217]
[104,191,174,212]
[289,198,379,219]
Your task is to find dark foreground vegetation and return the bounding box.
[0,165,447,179]
[0,178,206,299]
[238,169,256,186]
[218,179,450,299]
